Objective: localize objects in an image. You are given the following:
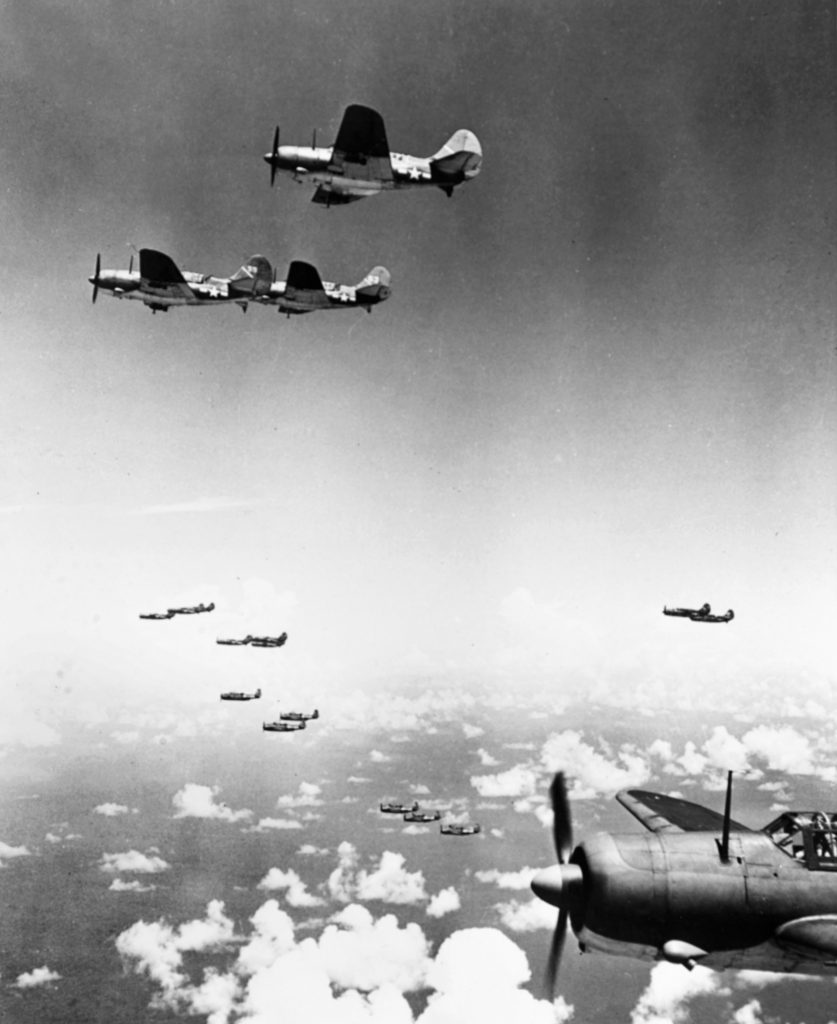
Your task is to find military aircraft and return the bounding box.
[220,688,262,701]
[139,610,175,620]
[216,636,253,646]
[531,772,837,990]
[249,633,288,648]
[260,261,391,317]
[168,602,215,616]
[278,709,319,722]
[380,801,419,814]
[90,249,278,314]
[690,609,734,623]
[663,603,711,618]
[441,822,481,835]
[403,809,441,823]
[263,719,306,732]
[264,104,482,205]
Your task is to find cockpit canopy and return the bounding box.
[763,811,837,870]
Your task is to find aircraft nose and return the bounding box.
[531,863,583,910]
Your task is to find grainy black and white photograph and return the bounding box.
[1,2,836,1022]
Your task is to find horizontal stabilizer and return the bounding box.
[617,790,751,834]
[140,249,187,285]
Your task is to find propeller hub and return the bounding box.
[531,863,583,910]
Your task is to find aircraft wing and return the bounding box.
[329,104,394,183]
[775,917,837,960]
[139,249,193,300]
[311,186,366,206]
[616,790,752,834]
[284,261,327,304]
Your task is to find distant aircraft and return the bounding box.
[262,261,391,317]
[441,822,481,836]
[90,249,274,314]
[168,602,215,616]
[139,611,175,620]
[263,719,306,732]
[531,772,837,991]
[264,104,482,205]
[249,633,288,648]
[403,809,441,822]
[220,688,262,701]
[216,636,253,646]
[663,603,711,618]
[380,801,419,814]
[690,609,734,623]
[278,709,319,722]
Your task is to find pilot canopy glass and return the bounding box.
[764,812,837,870]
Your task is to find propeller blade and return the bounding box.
[92,253,101,304]
[129,253,134,274]
[545,906,568,996]
[270,126,279,187]
[550,773,573,864]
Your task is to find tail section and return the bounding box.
[255,689,262,699]
[312,709,319,719]
[429,129,482,192]
[355,266,391,305]
[230,255,273,298]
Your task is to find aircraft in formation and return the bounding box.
[663,602,734,623]
[403,809,442,823]
[278,709,318,722]
[265,103,482,205]
[139,602,214,620]
[531,772,837,992]
[90,250,390,316]
[380,800,420,814]
[220,688,262,701]
[441,822,481,836]
[263,719,307,733]
[216,632,288,647]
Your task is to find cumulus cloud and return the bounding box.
[471,765,538,799]
[119,895,564,1024]
[475,868,537,890]
[99,850,170,874]
[0,840,31,864]
[110,878,156,893]
[370,750,391,763]
[14,965,61,988]
[540,730,649,798]
[328,843,428,905]
[172,784,252,822]
[426,887,461,918]
[94,802,133,817]
[276,782,323,809]
[298,844,329,856]
[495,899,555,933]
[740,725,815,774]
[257,868,325,907]
[463,723,484,739]
[477,748,500,767]
[630,963,724,1024]
[247,817,303,832]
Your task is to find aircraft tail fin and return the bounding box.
[286,260,325,299]
[355,266,391,305]
[429,129,482,188]
[139,248,187,285]
[255,689,262,698]
[313,709,319,719]
[230,255,273,298]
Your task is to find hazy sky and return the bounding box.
[0,3,836,1020]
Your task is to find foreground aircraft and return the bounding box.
[168,602,215,616]
[220,688,262,701]
[263,719,306,732]
[263,261,390,316]
[139,610,175,620]
[690,609,734,623]
[249,633,288,648]
[265,104,482,205]
[663,603,711,618]
[404,809,441,823]
[380,801,419,814]
[441,822,481,836]
[279,709,319,722]
[531,772,837,990]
